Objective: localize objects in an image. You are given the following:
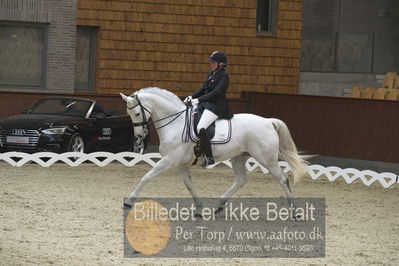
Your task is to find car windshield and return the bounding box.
[24,98,93,117]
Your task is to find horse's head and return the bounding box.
[120,92,150,139]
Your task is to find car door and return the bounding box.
[91,115,133,152]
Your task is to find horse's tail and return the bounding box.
[271,119,308,183]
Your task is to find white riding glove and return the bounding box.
[191,98,199,106]
[183,96,192,105]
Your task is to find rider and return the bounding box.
[184,51,234,166]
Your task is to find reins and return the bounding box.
[182,105,193,142]
[152,109,186,131]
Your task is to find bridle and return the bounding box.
[127,98,150,128]
[127,95,186,137]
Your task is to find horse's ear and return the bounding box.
[120,93,129,102]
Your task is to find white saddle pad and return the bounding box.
[190,112,232,144]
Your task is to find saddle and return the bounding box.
[189,106,232,144]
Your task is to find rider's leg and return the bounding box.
[197,109,218,166]
[197,109,219,132]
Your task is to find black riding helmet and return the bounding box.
[208,51,227,65]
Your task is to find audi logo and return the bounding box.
[12,129,25,136]
[102,128,112,136]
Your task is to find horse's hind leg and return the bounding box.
[215,155,248,213]
[256,157,299,218]
[178,166,204,216]
[265,162,295,208]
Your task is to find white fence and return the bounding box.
[0,152,398,188]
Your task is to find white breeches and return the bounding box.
[197,109,219,132]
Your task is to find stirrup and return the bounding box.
[201,156,215,167]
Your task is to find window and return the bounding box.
[256,0,277,34]
[0,23,47,88]
[75,26,97,92]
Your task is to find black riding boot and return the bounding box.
[198,128,215,167]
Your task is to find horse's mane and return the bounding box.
[138,87,183,106]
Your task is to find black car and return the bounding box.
[0,97,147,153]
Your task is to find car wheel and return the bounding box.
[68,134,85,153]
[130,138,145,154]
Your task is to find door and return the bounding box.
[91,115,134,152]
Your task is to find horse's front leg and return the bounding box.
[124,157,175,208]
[178,166,204,217]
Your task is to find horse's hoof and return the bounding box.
[194,213,203,219]
[292,213,302,220]
[123,202,132,209]
[214,207,224,215]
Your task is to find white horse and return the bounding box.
[120,87,307,216]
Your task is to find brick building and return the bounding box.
[0,0,302,98]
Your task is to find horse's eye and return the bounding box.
[135,113,140,117]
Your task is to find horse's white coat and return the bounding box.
[121,87,307,214]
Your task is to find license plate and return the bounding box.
[7,136,30,144]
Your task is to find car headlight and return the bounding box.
[41,127,68,135]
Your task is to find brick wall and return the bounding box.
[77,0,302,98]
[46,0,77,93]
